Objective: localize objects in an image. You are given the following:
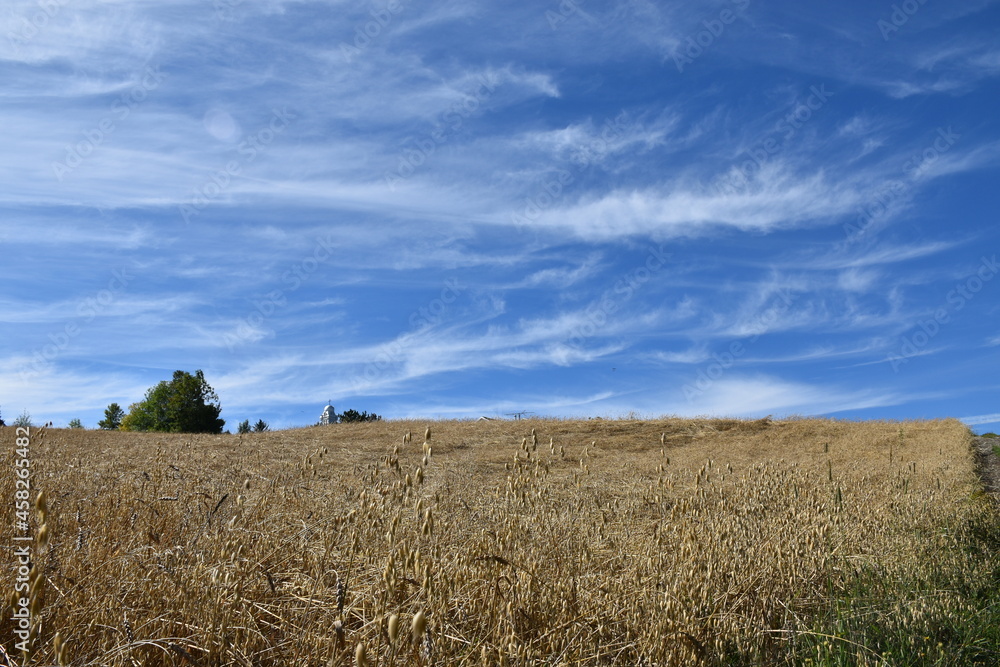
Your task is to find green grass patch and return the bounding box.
[788,505,1000,666]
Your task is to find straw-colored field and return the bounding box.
[2,418,998,665]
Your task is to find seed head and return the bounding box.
[412,610,426,644]
[36,491,48,524]
[388,613,400,642]
[38,523,50,549]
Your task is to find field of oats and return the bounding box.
[2,417,999,666]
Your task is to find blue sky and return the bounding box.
[2,0,999,431]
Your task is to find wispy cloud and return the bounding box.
[529,165,864,240]
[678,375,905,418]
[959,413,1000,427]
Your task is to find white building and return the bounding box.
[320,404,336,425]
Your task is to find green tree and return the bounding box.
[120,382,169,432]
[253,419,269,432]
[237,419,251,434]
[337,409,382,423]
[121,370,224,434]
[98,403,125,430]
[13,410,32,428]
[68,418,84,429]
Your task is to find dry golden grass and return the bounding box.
[1,417,994,665]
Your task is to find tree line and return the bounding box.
[88,369,381,433]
